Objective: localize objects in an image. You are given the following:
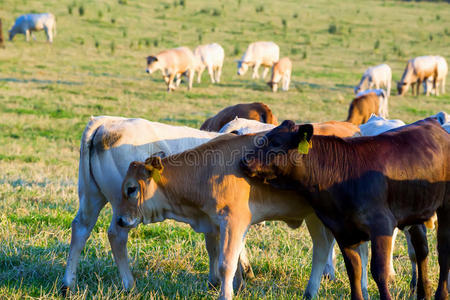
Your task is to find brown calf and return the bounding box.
[200,102,278,132]
[241,119,449,300]
[346,92,380,125]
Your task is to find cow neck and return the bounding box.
[296,135,378,190]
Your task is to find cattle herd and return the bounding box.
[5,10,450,300]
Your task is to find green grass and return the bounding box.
[0,0,449,298]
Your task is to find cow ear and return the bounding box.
[147,56,158,62]
[296,124,313,154]
[145,156,163,171]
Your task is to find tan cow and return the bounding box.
[237,41,280,79]
[194,43,225,84]
[397,55,442,96]
[200,102,278,132]
[116,132,370,300]
[267,57,292,92]
[423,56,448,96]
[146,47,196,92]
[346,91,387,125]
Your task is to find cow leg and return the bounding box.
[216,66,222,83]
[404,229,418,294]
[252,64,260,79]
[207,65,215,84]
[433,76,439,96]
[197,66,204,83]
[408,224,431,299]
[387,80,391,97]
[370,231,394,300]
[167,73,176,92]
[61,194,107,294]
[338,242,364,300]
[44,26,51,43]
[304,214,336,299]
[261,67,269,80]
[388,228,398,279]
[187,69,194,90]
[108,215,134,290]
[218,217,250,300]
[25,30,30,42]
[175,74,182,87]
[435,206,450,300]
[417,79,423,96]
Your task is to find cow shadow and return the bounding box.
[0,77,83,86]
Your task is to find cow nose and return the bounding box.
[146,69,150,74]
[117,216,127,227]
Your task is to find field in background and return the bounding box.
[0,0,449,298]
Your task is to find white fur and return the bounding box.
[9,13,56,42]
[219,117,276,134]
[237,41,280,79]
[354,64,392,97]
[359,114,405,136]
[194,43,225,83]
[423,56,448,95]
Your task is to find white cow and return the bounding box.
[194,43,224,84]
[61,116,339,299]
[354,64,392,97]
[237,41,280,79]
[9,13,56,43]
[219,117,276,135]
[359,114,405,136]
[423,56,448,96]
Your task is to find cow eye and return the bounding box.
[127,186,137,196]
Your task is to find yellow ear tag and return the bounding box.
[298,132,312,154]
[151,168,163,183]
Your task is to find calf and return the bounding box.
[267,57,292,92]
[241,119,450,300]
[200,102,278,132]
[346,91,388,125]
[194,43,224,84]
[146,47,196,92]
[354,64,392,97]
[9,13,56,42]
[237,41,279,79]
[397,55,442,96]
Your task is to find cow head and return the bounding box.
[236,60,249,76]
[397,81,408,96]
[8,28,15,41]
[117,156,166,228]
[240,120,313,183]
[146,56,160,74]
[267,81,278,92]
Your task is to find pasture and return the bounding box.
[0,0,449,298]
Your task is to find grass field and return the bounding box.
[0,0,449,298]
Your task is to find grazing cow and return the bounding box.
[423,56,448,96]
[346,91,388,125]
[146,47,196,92]
[194,43,224,84]
[241,119,450,300]
[359,114,405,137]
[397,56,442,96]
[115,127,371,300]
[237,41,280,79]
[267,57,292,92]
[9,13,56,43]
[200,102,278,132]
[354,64,392,97]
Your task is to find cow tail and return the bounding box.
[78,116,109,198]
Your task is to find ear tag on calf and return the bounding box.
[298,132,312,154]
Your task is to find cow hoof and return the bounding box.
[60,285,70,297]
[303,291,313,299]
[242,265,255,280]
[322,264,335,281]
[362,287,369,300]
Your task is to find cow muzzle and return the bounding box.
[146,69,151,74]
[117,215,139,228]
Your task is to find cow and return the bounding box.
[8,13,56,43]
[194,43,224,84]
[346,90,388,125]
[146,47,196,92]
[397,55,443,96]
[115,129,370,300]
[0,19,4,47]
[354,64,392,97]
[359,114,406,137]
[61,116,346,299]
[240,119,450,300]
[200,102,278,132]
[423,56,448,96]
[236,41,280,79]
[267,57,292,92]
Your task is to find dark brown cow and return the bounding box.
[200,102,278,132]
[241,119,449,300]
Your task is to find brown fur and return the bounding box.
[200,102,278,132]
[241,119,450,300]
[312,120,360,137]
[0,19,4,48]
[346,92,379,125]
